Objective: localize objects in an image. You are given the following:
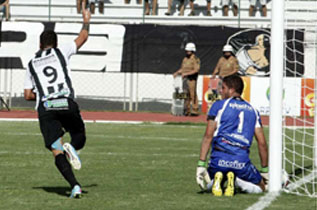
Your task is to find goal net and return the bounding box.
[282,0,317,197]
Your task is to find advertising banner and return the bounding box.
[201,76,219,113]
[201,76,250,113]
[301,79,315,117]
[250,77,301,116]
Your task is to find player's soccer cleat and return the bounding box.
[212,171,223,196]
[224,171,235,196]
[63,143,81,170]
[70,185,82,198]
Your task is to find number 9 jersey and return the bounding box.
[207,96,262,157]
[24,42,77,109]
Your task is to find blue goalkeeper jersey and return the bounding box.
[207,96,262,158]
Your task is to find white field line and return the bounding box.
[0,118,155,124]
[0,118,310,129]
[246,192,280,210]
[246,170,317,210]
[0,118,38,122]
[0,150,197,158]
[0,118,206,129]
[2,132,197,142]
[0,118,203,128]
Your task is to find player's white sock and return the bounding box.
[235,177,263,194]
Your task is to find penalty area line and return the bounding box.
[0,118,164,125]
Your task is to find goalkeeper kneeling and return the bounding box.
[196,75,268,196]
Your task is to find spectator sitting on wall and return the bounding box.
[249,0,267,17]
[144,0,157,15]
[221,0,238,16]
[0,0,9,21]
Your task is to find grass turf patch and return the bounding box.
[0,122,316,210]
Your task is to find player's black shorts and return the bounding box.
[37,98,85,149]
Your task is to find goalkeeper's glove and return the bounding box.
[196,160,211,190]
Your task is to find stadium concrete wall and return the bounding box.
[0,22,312,115]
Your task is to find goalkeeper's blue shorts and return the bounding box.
[207,150,262,185]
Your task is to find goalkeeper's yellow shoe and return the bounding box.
[224,171,235,197]
[212,171,223,196]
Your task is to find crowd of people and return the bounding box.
[1,0,269,20]
[166,0,269,17]
[165,0,269,17]
[75,0,269,17]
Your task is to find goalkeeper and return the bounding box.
[196,75,268,196]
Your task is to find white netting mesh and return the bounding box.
[282,0,317,197]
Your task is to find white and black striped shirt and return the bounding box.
[24,42,77,108]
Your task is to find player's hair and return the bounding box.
[40,30,57,49]
[223,75,244,95]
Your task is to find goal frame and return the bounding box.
[268,0,285,193]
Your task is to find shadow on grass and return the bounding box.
[33,184,98,197]
[291,165,313,179]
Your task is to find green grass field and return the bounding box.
[0,121,316,210]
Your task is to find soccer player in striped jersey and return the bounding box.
[196,75,268,196]
[24,3,91,198]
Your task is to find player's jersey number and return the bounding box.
[43,66,57,84]
[42,66,64,95]
[237,111,244,133]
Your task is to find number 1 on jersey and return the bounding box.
[238,111,244,133]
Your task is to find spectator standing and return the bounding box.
[165,0,185,16]
[188,0,212,16]
[221,0,238,16]
[206,0,212,16]
[173,43,200,116]
[144,0,157,15]
[211,44,239,97]
[77,0,86,14]
[125,0,142,5]
[90,0,104,14]
[249,0,267,17]
[0,0,10,21]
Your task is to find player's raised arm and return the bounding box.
[75,2,91,50]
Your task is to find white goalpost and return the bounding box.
[268,0,284,193]
[270,0,317,197]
